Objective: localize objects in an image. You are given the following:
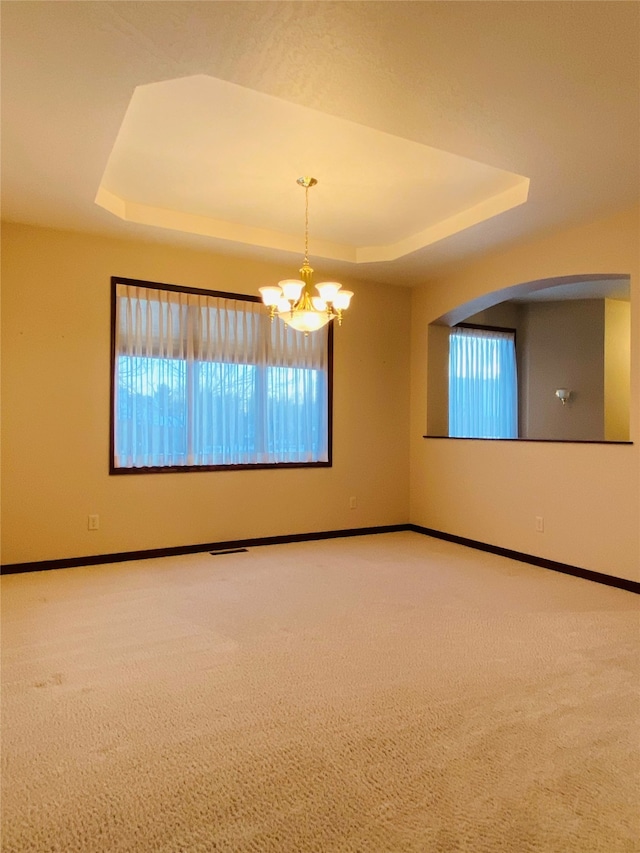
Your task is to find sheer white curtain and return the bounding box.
[448,327,518,438]
[114,282,329,468]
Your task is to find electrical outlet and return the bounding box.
[349,496,357,509]
[88,514,99,531]
[535,516,544,533]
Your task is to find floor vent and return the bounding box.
[209,548,249,556]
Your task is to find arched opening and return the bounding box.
[426,274,631,441]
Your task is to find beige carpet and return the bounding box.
[1,532,638,852]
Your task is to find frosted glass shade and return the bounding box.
[278,309,332,333]
[279,279,304,302]
[333,290,353,310]
[315,282,342,303]
[259,286,282,307]
[311,296,327,312]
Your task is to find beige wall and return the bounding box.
[411,207,639,582]
[1,223,411,564]
[3,210,638,582]
[522,300,605,441]
[604,298,631,441]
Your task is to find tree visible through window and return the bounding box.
[448,326,518,438]
[111,278,331,471]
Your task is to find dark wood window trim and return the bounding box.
[454,322,517,336]
[110,276,333,474]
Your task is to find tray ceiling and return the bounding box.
[96,74,529,263]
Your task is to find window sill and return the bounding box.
[110,461,332,475]
[422,436,633,445]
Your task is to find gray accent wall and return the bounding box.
[520,300,604,440]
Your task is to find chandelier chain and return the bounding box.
[304,184,310,266]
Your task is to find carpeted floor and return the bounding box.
[1,531,638,852]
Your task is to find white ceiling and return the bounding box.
[2,2,639,287]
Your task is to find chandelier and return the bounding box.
[259,177,353,333]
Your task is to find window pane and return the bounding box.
[116,356,187,466]
[112,279,331,470]
[449,329,518,439]
[266,367,327,462]
[193,361,257,465]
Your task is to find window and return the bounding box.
[110,278,332,472]
[448,325,517,438]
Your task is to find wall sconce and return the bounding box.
[555,388,571,406]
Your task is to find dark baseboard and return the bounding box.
[408,524,639,594]
[3,523,637,594]
[0,525,410,575]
